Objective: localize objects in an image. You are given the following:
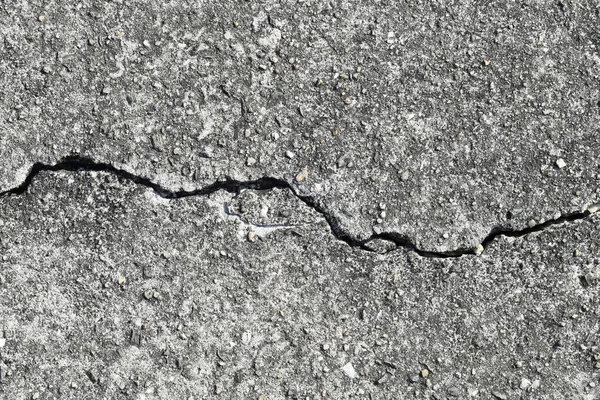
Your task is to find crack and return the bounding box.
[369,208,592,258]
[0,155,596,258]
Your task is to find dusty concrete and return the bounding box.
[1,0,599,251]
[0,170,599,399]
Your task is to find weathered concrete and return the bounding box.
[0,171,599,399]
[1,0,599,252]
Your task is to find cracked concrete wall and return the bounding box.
[1,157,598,257]
[1,0,600,399]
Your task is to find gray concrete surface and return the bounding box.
[1,0,599,251]
[0,170,599,399]
[1,0,600,399]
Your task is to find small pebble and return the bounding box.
[527,219,536,228]
[421,369,429,378]
[474,244,484,256]
[259,206,269,218]
[401,170,410,181]
[214,383,223,395]
[285,150,295,159]
[555,158,566,169]
[296,168,308,182]
[588,204,600,213]
[38,16,45,22]
[492,391,508,400]
[341,362,358,379]
[246,157,256,166]
[247,230,256,242]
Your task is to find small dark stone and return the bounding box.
[86,370,98,383]
[130,329,142,346]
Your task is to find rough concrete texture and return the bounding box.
[0,171,599,399]
[1,1,600,399]
[1,0,599,251]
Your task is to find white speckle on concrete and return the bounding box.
[342,362,358,379]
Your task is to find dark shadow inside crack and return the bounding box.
[0,155,594,259]
[370,208,592,258]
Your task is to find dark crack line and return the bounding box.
[0,155,594,258]
[369,208,592,258]
[0,155,290,198]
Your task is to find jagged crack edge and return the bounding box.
[0,155,593,258]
